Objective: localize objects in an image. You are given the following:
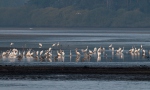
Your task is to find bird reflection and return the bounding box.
[47,58,52,62]
[8,56,16,62]
[70,55,72,62]
[120,53,124,60]
[97,56,101,62]
[26,56,33,62]
[112,52,114,59]
[76,55,80,62]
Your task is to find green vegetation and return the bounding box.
[0,0,150,28]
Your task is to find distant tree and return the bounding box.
[0,0,28,7]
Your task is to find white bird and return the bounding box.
[97,47,102,52]
[97,51,101,57]
[109,44,112,48]
[141,44,143,49]
[121,47,124,53]
[142,49,146,56]
[39,43,42,48]
[26,50,31,56]
[93,47,97,53]
[89,50,93,54]
[48,51,52,57]
[81,46,88,53]
[36,51,39,56]
[52,43,56,47]
[57,50,61,56]
[40,50,43,56]
[116,47,121,53]
[61,50,65,56]
[102,47,105,51]
[112,47,114,51]
[2,52,7,56]
[57,42,59,46]
[10,43,14,47]
[48,47,52,52]
[75,48,80,56]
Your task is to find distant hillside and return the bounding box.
[0,0,28,7]
[27,0,150,13]
[0,0,150,28]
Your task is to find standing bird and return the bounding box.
[141,44,143,50]
[121,47,124,53]
[10,43,14,47]
[81,46,88,53]
[75,48,80,56]
[93,47,97,53]
[57,42,59,46]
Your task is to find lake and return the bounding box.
[0,28,150,90]
[0,28,150,63]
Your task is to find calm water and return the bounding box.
[0,28,150,62]
[1,80,150,90]
[0,28,150,90]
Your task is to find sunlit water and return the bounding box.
[0,28,150,90]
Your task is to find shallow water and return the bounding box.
[1,79,150,90]
[0,28,150,90]
[0,28,150,63]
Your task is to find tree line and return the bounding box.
[0,0,150,28]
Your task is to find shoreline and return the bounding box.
[1,62,150,75]
[0,27,150,30]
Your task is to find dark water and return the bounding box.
[1,28,150,90]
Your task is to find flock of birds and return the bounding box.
[0,42,150,62]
